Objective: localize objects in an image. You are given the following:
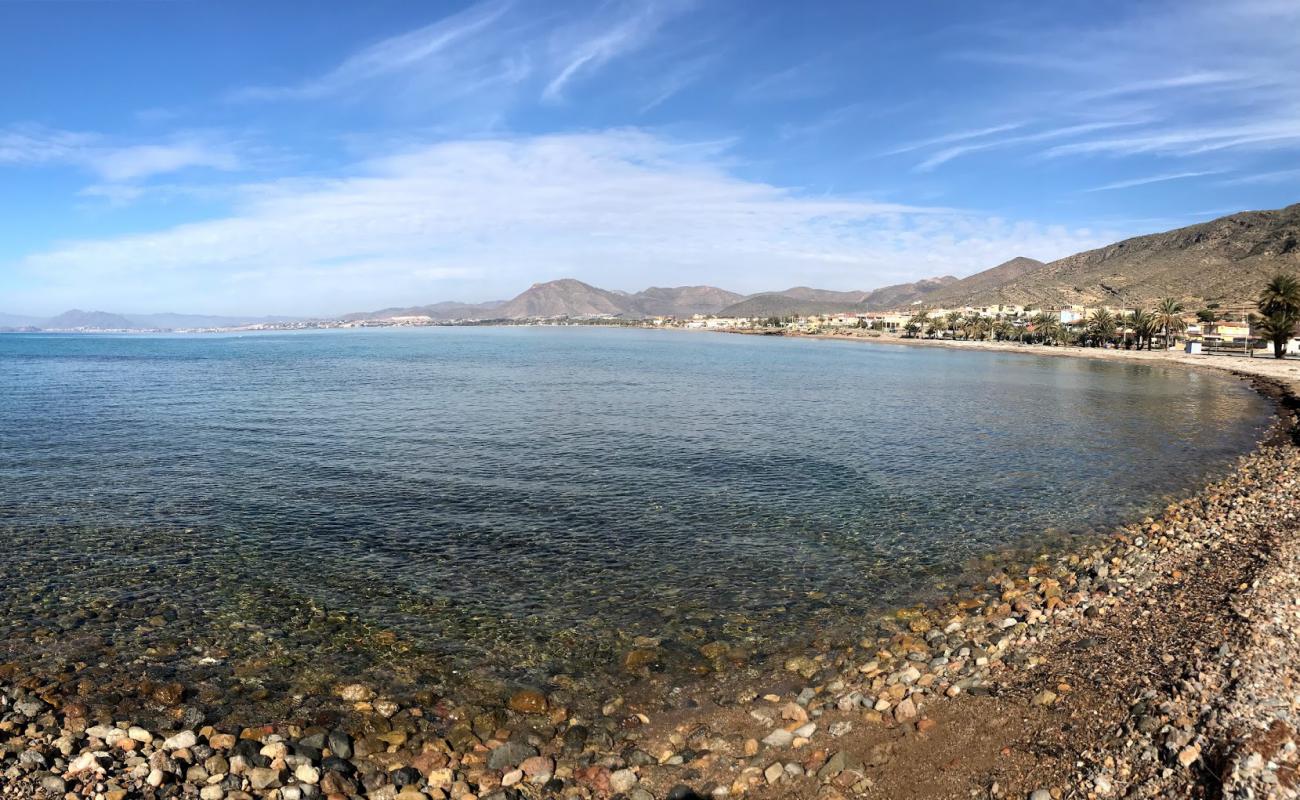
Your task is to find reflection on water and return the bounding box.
[0,328,1273,722]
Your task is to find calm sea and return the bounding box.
[0,327,1273,721]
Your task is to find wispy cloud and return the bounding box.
[1084,170,1224,193]
[1042,119,1300,159]
[232,0,695,110]
[11,130,1116,315]
[882,123,1025,156]
[0,124,241,182]
[542,1,693,102]
[232,0,519,102]
[1219,167,1300,185]
[915,121,1141,171]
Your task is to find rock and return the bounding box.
[327,730,353,759]
[765,763,784,784]
[200,786,225,800]
[248,767,282,790]
[40,775,66,793]
[295,763,321,784]
[894,697,917,722]
[164,730,197,750]
[487,741,538,771]
[1029,791,1051,800]
[610,768,638,793]
[520,756,554,779]
[1178,745,1201,768]
[623,649,661,671]
[762,729,794,748]
[508,689,548,714]
[1032,690,1058,706]
[336,683,374,703]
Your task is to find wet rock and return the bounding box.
[487,741,538,771]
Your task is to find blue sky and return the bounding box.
[2,0,1299,316]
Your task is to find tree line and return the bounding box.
[898,274,1300,359]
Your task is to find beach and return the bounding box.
[3,336,1299,800]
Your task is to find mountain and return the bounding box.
[42,310,137,330]
[631,286,744,316]
[0,312,42,328]
[495,279,637,318]
[859,276,960,310]
[926,205,1300,309]
[126,313,302,329]
[342,300,507,322]
[717,287,869,318]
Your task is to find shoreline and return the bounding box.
[4,340,1300,799]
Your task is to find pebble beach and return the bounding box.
[4,342,1300,800]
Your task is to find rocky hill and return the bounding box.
[717,287,869,318]
[342,300,507,322]
[42,310,137,330]
[925,205,1300,309]
[632,286,744,316]
[494,279,638,318]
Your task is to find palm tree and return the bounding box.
[1129,309,1157,350]
[1031,312,1059,345]
[1153,298,1185,349]
[1087,309,1116,347]
[905,310,929,338]
[962,313,988,341]
[1258,274,1300,358]
[945,311,962,339]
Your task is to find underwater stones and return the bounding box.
[335,683,374,703]
[623,649,661,672]
[507,689,547,715]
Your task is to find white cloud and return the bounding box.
[891,1,1300,175]
[0,124,242,182]
[915,121,1141,172]
[1084,170,1225,193]
[232,0,695,108]
[12,130,1118,315]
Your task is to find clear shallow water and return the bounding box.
[0,328,1274,721]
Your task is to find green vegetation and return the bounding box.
[1257,274,1300,358]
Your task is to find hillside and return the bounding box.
[495,279,637,318]
[926,205,1300,309]
[342,300,507,322]
[718,287,868,318]
[859,276,960,310]
[43,310,137,330]
[632,286,744,316]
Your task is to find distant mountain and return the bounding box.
[127,312,302,329]
[924,205,1300,309]
[495,279,636,318]
[0,312,43,328]
[859,276,961,310]
[43,310,137,330]
[717,287,869,318]
[342,300,507,322]
[632,286,744,316]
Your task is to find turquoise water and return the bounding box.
[0,328,1273,722]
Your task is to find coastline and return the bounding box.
[4,338,1300,799]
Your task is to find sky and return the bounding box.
[2,0,1299,317]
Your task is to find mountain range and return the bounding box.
[0,310,300,331]
[5,202,1298,330]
